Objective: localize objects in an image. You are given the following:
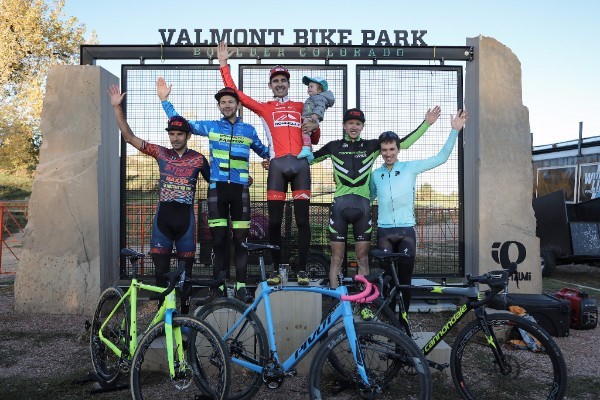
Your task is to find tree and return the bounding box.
[0,0,91,173]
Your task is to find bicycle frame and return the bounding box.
[97,277,185,378]
[386,282,509,371]
[223,280,372,385]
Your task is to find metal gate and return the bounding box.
[120,63,463,278]
[357,65,463,277]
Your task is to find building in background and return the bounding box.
[533,136,600,203]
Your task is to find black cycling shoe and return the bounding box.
[235,287,254,304]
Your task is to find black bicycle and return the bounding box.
[325,249,567,400]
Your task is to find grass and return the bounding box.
[543,265,600,303]
[0,171,32,200]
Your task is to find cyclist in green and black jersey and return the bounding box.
[311,107,441,288]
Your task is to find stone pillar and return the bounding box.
[14,66,120,314]
[464,36,541,293]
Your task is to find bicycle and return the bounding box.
[194,242,432,400]
[88,248,231,399]
[338,248,568,400]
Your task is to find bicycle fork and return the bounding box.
[341,302,377,392]
[473,308,511,375]
[163,292,186,382]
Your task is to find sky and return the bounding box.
[61,0,599,147]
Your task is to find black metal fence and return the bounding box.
[121,63,463,279]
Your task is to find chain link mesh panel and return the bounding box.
[238,65,347,275]
[121,63,463,279]
[122,65,220,276]
[358,65,463,277]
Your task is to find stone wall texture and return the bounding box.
[465,36,541,293]
[14,66,120,314]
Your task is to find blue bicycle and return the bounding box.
[194,242,431,399]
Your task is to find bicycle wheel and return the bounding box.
[322,298,403,378]
[194,297,268,400]
[90,286,130,384]
[130,316,230,400]
[451,312,567,400]
[308,322,431,399]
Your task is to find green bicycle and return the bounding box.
[89,248,231,399]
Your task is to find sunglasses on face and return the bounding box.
[379,131,399,140]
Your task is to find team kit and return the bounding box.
[110,41,467,309]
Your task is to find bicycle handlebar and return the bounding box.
[149,261,186,302]
[340,275,380,303]
[466,262,518,308]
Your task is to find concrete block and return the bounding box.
[464,35,541,294]
[14,66,120,315]
[413,331,451,376]
[255,283,322,375]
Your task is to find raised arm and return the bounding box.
[217,42,266,115]
[399,106,441,150]
[157,77,210,137]
[108,84,143,150]
[408,109,468,174]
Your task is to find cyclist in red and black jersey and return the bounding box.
[217,42,320,284]
[109,85,209,314]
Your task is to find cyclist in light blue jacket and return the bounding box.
[370,109,468,313]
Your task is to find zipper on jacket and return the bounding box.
[227,119,236,183]
[386,169,396,226]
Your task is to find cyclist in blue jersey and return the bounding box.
[109,84,209,314]
[370,109,468,313]
[157,78,270,303]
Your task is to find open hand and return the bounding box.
[450,109,468,131]
[217,41,234,66]
[424,106,441,125]
[108,84,126,107]
[156,77,172,101]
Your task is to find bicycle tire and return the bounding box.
[322,297,403,377]
[90,286,130,384]
[194,297,268,400]
[451,312,567,400]
[130,316,230,400]
[308,322,432,399]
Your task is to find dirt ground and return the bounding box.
[1,264,599,399]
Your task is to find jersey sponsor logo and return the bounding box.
[292,189,311,200]
[165,164,195,176]
[166,176,190,184]
[273,111,301,128]
[267,190,287,201]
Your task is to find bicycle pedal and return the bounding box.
[284,369,297,377]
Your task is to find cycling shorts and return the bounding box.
[150,201,196,258]
[267,154,311,201]
[207,182,250,229]
[376,226,416,258]
[329,194,372,242]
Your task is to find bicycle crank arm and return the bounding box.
[427,360,449,371]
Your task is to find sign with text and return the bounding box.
[159,28,429,47]
[578,163,600,202]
